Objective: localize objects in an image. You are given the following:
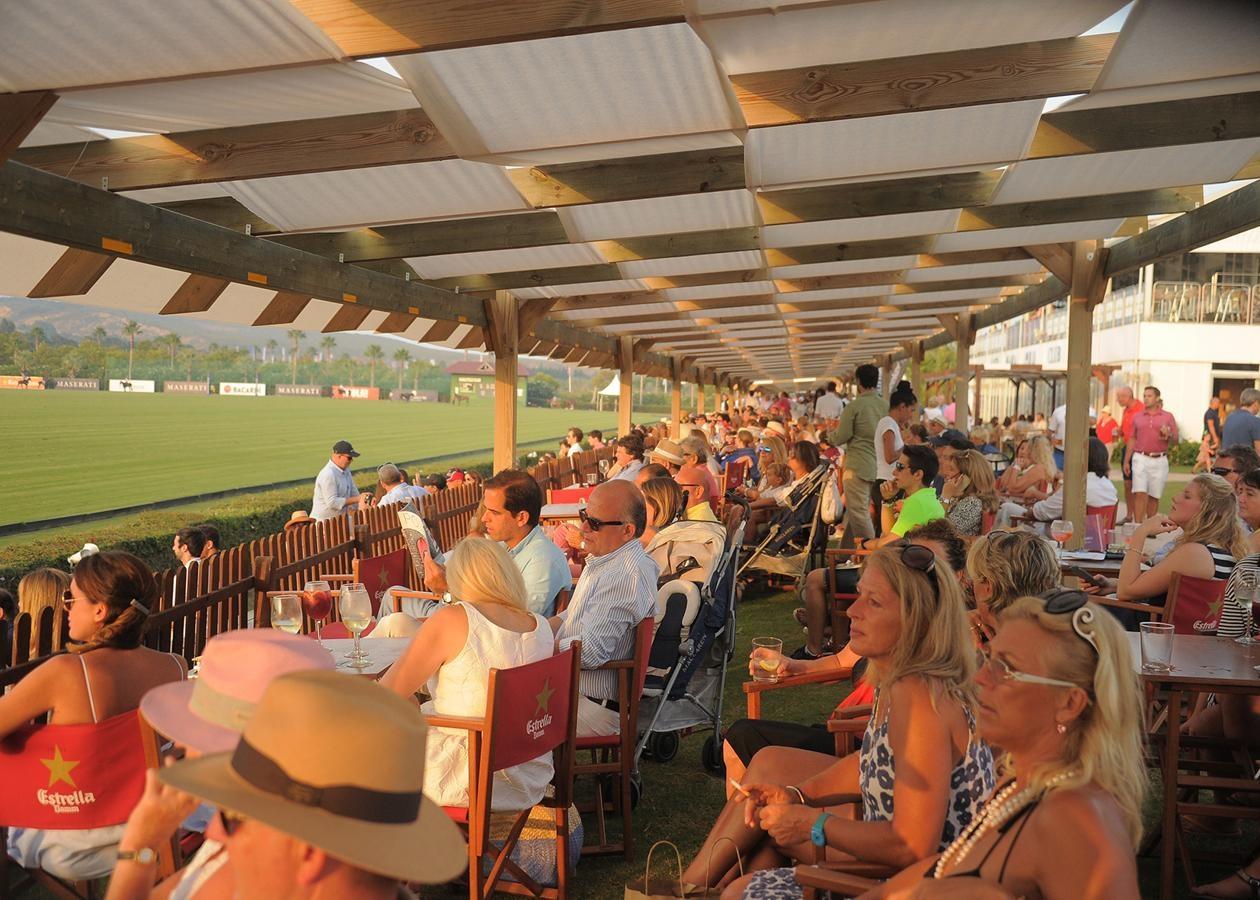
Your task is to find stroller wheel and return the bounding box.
[649,731,680,763]
[629,772,643,809]
[702,735,725,775]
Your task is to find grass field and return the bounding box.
[0,392,616,527]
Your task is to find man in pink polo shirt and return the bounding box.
[1124,385,1178,522]
[1116,385,1146,523]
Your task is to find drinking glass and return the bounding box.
[751,637,784,683]
[1139,622,1175,673]
[270,593,302,634]
[1050,519,1074,553]
[1235,574,1258,646]
[585,472,598,487]
[339,583,373,667]
[302,580,333,648]
[598,459,610,478]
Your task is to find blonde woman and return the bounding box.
[967,531,1062,641]
[941,449,1001,536]
[681,545,994,896]
[16,567,70,655]
[998,436,1055,500]
[872,591,1146,899]
[381,537,555,810]
[1085,473,1247,613]
[640,476,684,547]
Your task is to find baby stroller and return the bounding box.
[737,463,832,584]
[634,511,746,774]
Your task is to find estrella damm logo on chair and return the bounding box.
[526,678,555,739]
[37,745,98,814]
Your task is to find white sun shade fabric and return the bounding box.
[761,210,963,248]
[0,0,340,92]
[389,24,742,164]
[406,243,608,280]
[618,250,765,279]
[559,190,758,242]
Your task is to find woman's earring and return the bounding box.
[1056,722,1067,735]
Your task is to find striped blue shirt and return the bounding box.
[558,538,659,700]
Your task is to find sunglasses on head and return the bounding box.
[578,507,625,530]
[886,540,939,592]
[1040,588,1100,656]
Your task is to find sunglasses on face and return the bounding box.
[1212,467,1236,477]
[578,508,625,530]
[62,590,81,609]
[218,808,248,837]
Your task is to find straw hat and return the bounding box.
[159,670,466,884]
[926,411,950,428]
[764,420,788,439]
[651,438,685,465]
[141,630,334,754]
[285,510,316,529]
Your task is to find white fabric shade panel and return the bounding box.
[405,243,608,280]
[932,218,1128,253]
[618,250,765,279]
[760,210,962,248]
[559,190,758,242]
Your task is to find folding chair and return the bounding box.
[574,618,654,859]
[548,487,595,504]
[0,712,176,900]
[428,644,581,899]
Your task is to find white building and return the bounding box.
[970,228,1260,440]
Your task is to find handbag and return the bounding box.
[624,839,744,900]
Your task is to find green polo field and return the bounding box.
[0,391,616,528]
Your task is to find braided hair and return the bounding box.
[68,550,155,654]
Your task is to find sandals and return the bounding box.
[1192,869,1260,900]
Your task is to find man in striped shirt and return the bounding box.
[552,480,659,736]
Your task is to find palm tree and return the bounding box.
[365,344,385,388]
[265,339,279,364]
[320,336,336,364]
[30,326,46,352]
[393,347,411,392]
[121,320,142,379]
[91,326,107,345]
[163,333,181,370]
[286,329,304,384]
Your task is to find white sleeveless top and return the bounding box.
[421,603,555,810]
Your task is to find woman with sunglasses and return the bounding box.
[0,551,185,881]
[681,544,993,896]
[868,590,1146,899]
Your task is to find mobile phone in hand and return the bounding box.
[1067,565,1103,586]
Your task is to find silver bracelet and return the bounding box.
[786,785,807,804]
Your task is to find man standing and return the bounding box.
[1125,386,1178,522]
[1047,401,1094,472]
[813,381,845,425]
[830,363,887,549]
[1221,387,1260,454]
[551,481,658,736]
[311,441,371,521]
[1115,386,1146,524]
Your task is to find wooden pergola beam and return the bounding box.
[15,109,453,191]
[0,91,57,165]
[958,185,1202,231]
[430,263,622,293]
[159,274,230,315]
[253,291,312,326]
[732,34,1114,127]
[758,170,1002,225]
[507,146,745,207]
[27,248,114,297]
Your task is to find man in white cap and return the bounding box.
[311,440,372,521]
[125,671,466,898]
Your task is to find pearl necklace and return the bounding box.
[932,769,1078,879]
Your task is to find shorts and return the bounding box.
[723,718,833,766]
[1131,453,1170,498]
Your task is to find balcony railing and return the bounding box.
[1151,280,1260,324]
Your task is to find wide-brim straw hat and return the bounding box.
[651,438,685,465]
[159,670,466,885]
[141,630,335,754]
[764,420,788,438]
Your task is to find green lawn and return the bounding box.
[0,392,616,527]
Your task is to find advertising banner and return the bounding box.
[49,378,99,391]
[331,385,380,400]
[108,379,156,393]
[0,375,46,389]
[163,380,210,394]
[275,384,328,397]
[219,382,267,397]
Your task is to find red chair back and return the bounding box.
[725,457,751,491]
[980,509,997,535]
[549,487,595,504]
[0,711,151,829]
[1168,572,1228,635]
[358,548,409,617]
[485,646,578,773]
[631,617,655,701]
[1087,504,1118,530]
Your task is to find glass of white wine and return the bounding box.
[270,593,302,634]
[339,583,373,668]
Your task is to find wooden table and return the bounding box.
[323,636,410,679]
[1128,633,1260,899]
[540,502,582,524]
[1059,555,1124,578]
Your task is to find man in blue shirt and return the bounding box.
[1221,388,1260,455]
[311,440,371,521]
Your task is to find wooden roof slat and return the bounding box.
[322,303,372,333]
[253,291,312,326]
[732,34,1115,128]
[758,170,1002,225]
[430,263,623,292]
[0,90,57,165]
[958,185,1203,230]
[27,247,114,298]
[159,273,230,315]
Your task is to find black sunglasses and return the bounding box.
[578,508,625,530]
[218,808,248,837]
[887,540,938,590]
[62,589,77,609]
[1039,588,1100,656]
[1211,467,1236,477]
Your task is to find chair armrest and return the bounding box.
[824,549,871,564]
[422,713,487,733]
[742,666,854,696]
[322,573,353,583]
[1092,596,1158,614]
[793,865,880,897]
[834,703,872,721]
[826,717,868,734]
[389,590,444,600]
[587,659,634,672]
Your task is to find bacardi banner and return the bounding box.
[49,378,99,391]
[0,375,45,390]
[219,382,267,397]
[163,380,210,394]
[108,379,156,393]
[332,385,380,400]
[276,384,328,397]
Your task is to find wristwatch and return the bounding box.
[811,812,834,847]
[117,847,158,865]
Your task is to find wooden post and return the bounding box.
[950,314,976,430]
[972,364,983,426]
[617,336,634,436]
[909,341,923,402]
[696,370,706,415]
[1064,240,1108,549]
[880,356,892,400]
[485,291,519,473]
[669,358,683,438]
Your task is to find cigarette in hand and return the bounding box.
[729,779,750,797]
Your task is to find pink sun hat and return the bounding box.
[141,629,335,754]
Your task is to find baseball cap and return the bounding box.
[332,440,360,457]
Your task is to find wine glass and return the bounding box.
[1050,519,1074,554]
[302,580,333,648]
[598,459,610,478]
[1237,573,1259,646]
[339,583,373,668]
[270,593,302,634]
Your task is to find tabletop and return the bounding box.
[541,502,582,520]
[323,637,411,678]
[1127,633,1260,690]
